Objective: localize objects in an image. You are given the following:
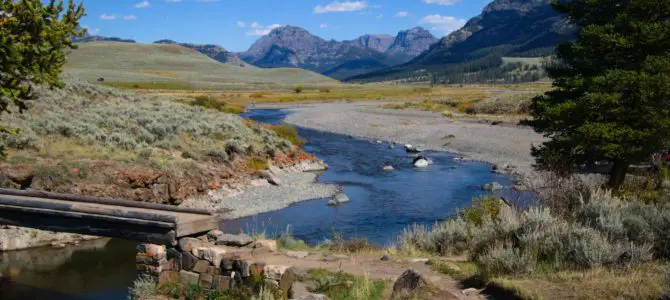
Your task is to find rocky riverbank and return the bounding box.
[0,157,336,251]
[182,160,340,219]
[267,102,544,177]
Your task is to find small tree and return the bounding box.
[526,0,670,188]
[293,85,304,94]
[0,0,85,151]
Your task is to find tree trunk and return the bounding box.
[608,160,629,189]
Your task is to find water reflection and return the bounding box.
[0,239,137,300]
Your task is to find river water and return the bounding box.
[0,108,511,299]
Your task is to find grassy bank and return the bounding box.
[0,76,307,203]
[130,269,386,300]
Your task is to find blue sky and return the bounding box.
[76,0,491,52]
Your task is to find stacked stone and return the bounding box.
[136,244,167,278]
[138,230,302,297]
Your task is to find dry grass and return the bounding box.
[492,263,666,300]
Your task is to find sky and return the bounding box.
[75,0,492,52]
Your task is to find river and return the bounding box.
[0,108,512,299]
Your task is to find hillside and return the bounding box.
[239,26,437,80]
[64,42,337,89]
[153,39,251,68]
[348,0,574,84]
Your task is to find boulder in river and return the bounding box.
[482,182,504,191]
[413,156,430,168]
[404,144,422,153]
[383,165,395,171]
[327,193,350,206]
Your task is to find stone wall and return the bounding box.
[135,231,309,299]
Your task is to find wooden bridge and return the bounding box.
[0,188,218,245]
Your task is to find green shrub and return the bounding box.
[129,276,157,300]
[477,242,536,276]
[398,189,663,277]
[308,269,386,300]
[294,85,304,93]
[2,77,290,163]
[266,124,305,147]
[461,196,501,226]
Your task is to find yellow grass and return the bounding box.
[492,264,666,300]
[429,258,667,300]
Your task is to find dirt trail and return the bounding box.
[235,247,483,300]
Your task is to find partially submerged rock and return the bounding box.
[482,182,504,192]
[327,193,350,206]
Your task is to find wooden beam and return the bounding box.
[0,188,213,215]
[0,209,177,245]
[0,195,178,223]
[0,204,176,229]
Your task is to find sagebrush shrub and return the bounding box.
[1,76,293,162]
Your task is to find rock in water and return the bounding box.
[404,144,421,153]
[327,193,350,206]
[413,156,430,168]
[482,182,504,191]
[383,165,395,171]
[391,269,428,299]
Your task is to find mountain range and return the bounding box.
[71,0,575,84]
[153,40,250,67]
[238,26,438,80]
[348,0,575,83]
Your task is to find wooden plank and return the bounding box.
[0,188,213,215]
[0,209,177,245]
[0,204,176,229]
[0,195,178,223]
[176,216,219,237]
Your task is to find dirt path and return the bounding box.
[232,246,483,300]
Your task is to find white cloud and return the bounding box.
[314,1,367,14]
[99,14,117,21]
[124,15,137,20]
[420,14,466,34]
[134,1,150,8]
[422,0,459,5]
[245,22,282,36]
[237,21,246,28]
[394,11,409,18]
[320,24,328,29]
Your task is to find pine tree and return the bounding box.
[526,0,670,188]
[0,0,85,155]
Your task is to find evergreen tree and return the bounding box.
[0,0,85,153]
[526,0,670,188]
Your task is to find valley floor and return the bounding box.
[267,102,544,176]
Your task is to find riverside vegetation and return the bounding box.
[0,76,310,204]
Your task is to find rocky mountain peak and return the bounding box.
[387,26,438,58]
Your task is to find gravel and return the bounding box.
[218,172,339,219]
[271,102,545,176]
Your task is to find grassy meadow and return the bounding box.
[65,42,338,90]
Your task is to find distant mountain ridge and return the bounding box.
[73,34,136,44]
[153,39,250,67]
[239,26,438,80]
[349,0,575,83]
